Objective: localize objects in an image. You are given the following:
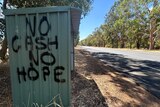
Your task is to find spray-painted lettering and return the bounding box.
[11,15,66,84]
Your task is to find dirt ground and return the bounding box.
[0,47,160,107]
[0,62,12,107]
[72,47,160,107]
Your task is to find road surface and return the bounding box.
[81,46,160,99]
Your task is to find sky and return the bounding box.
[79,0,116,40]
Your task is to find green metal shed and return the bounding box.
[4,6,81,107]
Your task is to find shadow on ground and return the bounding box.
[78,49,160,106]
[72,49,108,107]
[71,71,108,107]
[90,52,160,99]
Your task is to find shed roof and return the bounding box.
[4,6,82,38]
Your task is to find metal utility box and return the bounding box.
[4,6,81,107]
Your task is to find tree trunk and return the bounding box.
[111,39,114,48]
[0,37,7,60]
[129,40,132,49]
[0,0,7,60]
[136,41,140,49]
[120,39,125,48]
[103,40,105,47]
[149,0,158,50]
[136,37,141,49]
[149,33,154,50]
[149,21,155,50]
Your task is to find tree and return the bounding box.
[138,0,160,50]
[81,0,160,50]
[0,0,93,60]
[9,0,93,17]
[0,0,7,61]
[148,0,160,49]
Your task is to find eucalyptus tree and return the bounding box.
[92,28,101,47]
[104,1,121,48]
[99,24,108,47]
[127,0,149,49]
[81,0,160,49]
[100,24,111,47]
[104,0,160,49]
[137,0,160,49]
[105,0,132,48]
[149,0,160,49]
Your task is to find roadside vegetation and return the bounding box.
[80,0,160,50]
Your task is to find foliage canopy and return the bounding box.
[80,0,160,50]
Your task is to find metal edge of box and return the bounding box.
[4,6,81,16]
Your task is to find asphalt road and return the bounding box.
[81,46,160,99]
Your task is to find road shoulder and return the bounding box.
[74,47,160,107]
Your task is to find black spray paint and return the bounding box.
[12,15,66,83]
